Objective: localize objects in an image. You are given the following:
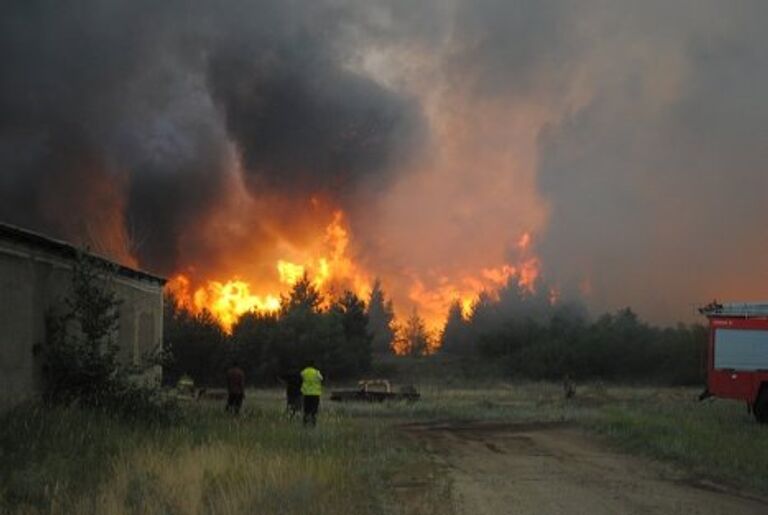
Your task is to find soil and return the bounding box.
[398,420,768,515]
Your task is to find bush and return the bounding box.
[36,252,176,421]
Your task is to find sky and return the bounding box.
[1,0,767,325]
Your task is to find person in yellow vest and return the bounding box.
[300,360,323,426]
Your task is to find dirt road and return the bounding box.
[401,421,767,515]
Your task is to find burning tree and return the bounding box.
[367,279,396,355]
[398,309,431,357]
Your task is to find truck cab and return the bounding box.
[699,302,768,422]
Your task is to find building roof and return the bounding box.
[0,222,166,286]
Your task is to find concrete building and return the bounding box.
[0,223,166,408]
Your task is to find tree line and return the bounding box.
[164,273,709,387]
[439,279,708,385]
[163,276,398,386]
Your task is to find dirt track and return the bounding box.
[401,421,768,515]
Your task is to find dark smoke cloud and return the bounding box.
[208,37,422,201]
[0,0,424,273]
[2,0,766,325]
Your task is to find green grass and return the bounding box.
[2,383,768,514]
[579,388,768,494]
[0,397,427,515]
[333,381,768,495]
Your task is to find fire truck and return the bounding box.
[699,302,768,422]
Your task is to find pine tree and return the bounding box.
[400,309,430,357]
[366,278,395,354]
[333,291,373,374]
[440,300,470,354]
[281,273,323,315]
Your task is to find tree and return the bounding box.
[39,252,172,420]
[280,273,323,315]
[163,300,227,386]
[400,309,430,357]
[367,279,395,354]
[440,300,470,354]
[231,310,279,384]
[40,252,123,405]
[333,291,373,374]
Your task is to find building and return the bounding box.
[0,223,166,408]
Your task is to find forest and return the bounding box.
[165,275,708,387]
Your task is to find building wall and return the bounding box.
[0,238,163,409]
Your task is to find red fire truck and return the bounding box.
[699,302,768,422]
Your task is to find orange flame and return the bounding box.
[166,212,543,349]
[405,231,542,337]
[167,211,372,333]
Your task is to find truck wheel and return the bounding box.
[754,387,768,424]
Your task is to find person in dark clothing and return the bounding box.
[225,361,245,415]
[278,371,303,419]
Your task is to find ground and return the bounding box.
[400,420,767,515]
[3,383,768,514]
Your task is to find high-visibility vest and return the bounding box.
[301,367,323,396]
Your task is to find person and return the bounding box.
[300,360,323,426]
[278,370,303,419]
[225,361,245,415]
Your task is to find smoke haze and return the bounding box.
[1,0,767,324]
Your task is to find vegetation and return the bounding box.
[166,270,707,388]
[397,309,431,357]
[0,397,438,515]
[35,252,173,421]
[3,384,768,514]
[367,279,396,355]
[440,279,707,385]
[165,275,374,387]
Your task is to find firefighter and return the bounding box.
[278,369,303,419]
[225,361,246,415]
[300,360,323,426]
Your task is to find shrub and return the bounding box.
[36,251,176,421]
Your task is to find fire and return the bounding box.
[277,261,305,285]
[406,230,542,334]
[167,211,373,333]
[166,211,544,352]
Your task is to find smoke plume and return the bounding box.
[2,0,767,325]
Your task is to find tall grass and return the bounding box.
[3,383,768,514]
[0,399,412,515]
[580,388,768,494]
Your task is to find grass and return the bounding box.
[578,387,768,494]
[0,397,428,515]
[2,383,768,514]
[333,381,768,495]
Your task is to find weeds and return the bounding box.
[3,383,768,514]
[0,399,402,515]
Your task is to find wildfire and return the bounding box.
[407,231,541,329]
[166,211,373,333]
[166,212,544,353]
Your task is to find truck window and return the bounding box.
[714,328,768,370]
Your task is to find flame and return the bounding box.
[406,232,542,337]
[167,211,373,333]
[166,209,544,350]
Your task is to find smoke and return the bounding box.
[0,0,423,274]
[531,1,768,322]
[2,0,767,324]
[349,0,768,324]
